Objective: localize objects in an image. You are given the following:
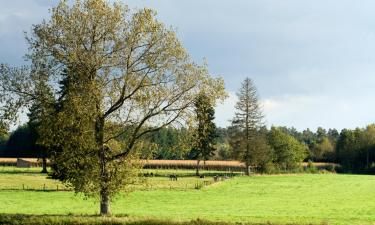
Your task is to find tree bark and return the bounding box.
[196,159,200,176]
[245,162,250,176]
[96,116,111,216]
[100,188,110,216]
[41,156,47,173]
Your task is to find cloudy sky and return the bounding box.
[1,0,375,131]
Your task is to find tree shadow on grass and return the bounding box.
[0,213,289,225]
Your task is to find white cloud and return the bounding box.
[262,94,375,131]
[2,0,375,131]
[214,91,237,128]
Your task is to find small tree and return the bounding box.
[268,127,307,171]
[190,93,217,176]
[231,78,266,175]
[0,0,226,215]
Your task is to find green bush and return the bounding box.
[305,160,318,173]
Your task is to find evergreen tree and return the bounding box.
[27,66,55,173]
[5,125,34,157]
[191,93,217,176]
[231,78,267,175]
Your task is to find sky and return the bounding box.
[1,0,375,131]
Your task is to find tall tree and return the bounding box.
[231,78,265,175]
[360,125,375,168]
[0,0,225,215]
[190,93,217,176]
[311,137,334,162]
[27,66,55,173]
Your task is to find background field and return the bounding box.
[1,167,375,225]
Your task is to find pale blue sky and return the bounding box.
[1,0,375,130]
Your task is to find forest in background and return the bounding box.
[2,123,375,174]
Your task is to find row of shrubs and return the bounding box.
[253,161,337,174]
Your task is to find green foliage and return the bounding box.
[277,127,339,162]
[311,137,335,162]
[214,143,231,160]
[190,93,217,162]
[143,127,189,160]
[0,122,9,155]
[0,121,8,141]
[305,160,318,173]
[336,125,375,172]
[267,127,307,171]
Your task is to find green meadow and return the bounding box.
[1,168,375,225]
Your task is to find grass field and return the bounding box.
[0,167,375,225]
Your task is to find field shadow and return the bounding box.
[0,170,44,175]
[0,213,285,225]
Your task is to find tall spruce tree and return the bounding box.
[231,78,267,175]
[27,66,55,173]
[191,93,217,176]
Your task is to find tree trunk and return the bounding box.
[244,144,251,176]
[100,188,110,216]
[96,116,111,216]
[245,162,250,176]
[196,159,200,176]
[41,156,47,173]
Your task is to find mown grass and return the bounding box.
[1,168,375,224]
[0,167,235,191]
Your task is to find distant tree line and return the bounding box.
[2,78,375,174]
[2,119,375,173]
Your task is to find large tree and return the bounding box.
[231,78,266,175]
[190,93,217,176]
[0,0,225,215]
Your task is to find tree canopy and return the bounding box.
[0,0,226,215]
[268,127,307,171]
